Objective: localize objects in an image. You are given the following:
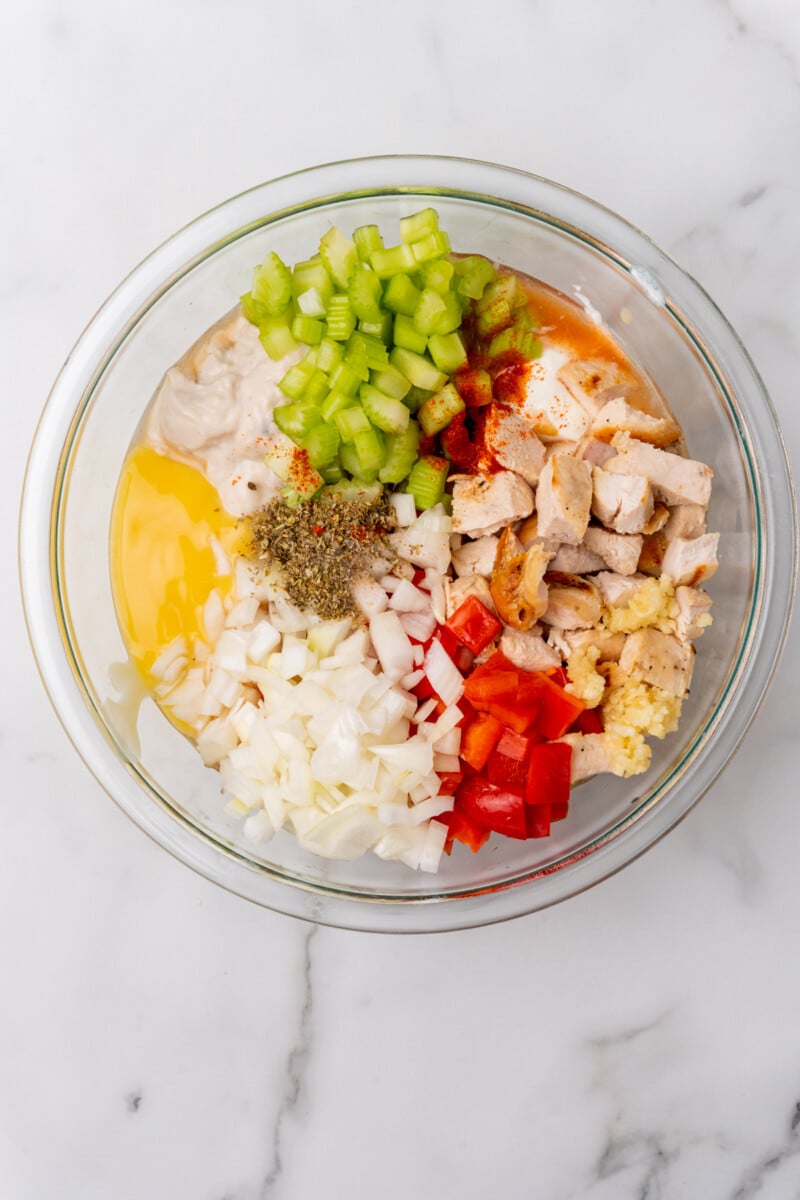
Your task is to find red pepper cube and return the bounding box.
[436,625,475,674]
[533,673,586,740]
[460,711,504,771]
[445,594,503,656]
[545,665,569,689]
[573,706,603,735]
[486,747,528,795]
[525,804,552,838]
[525,742,573,818]
[456,777,527,840]
[440,807,492,855]
[436,771,464,796]
[495,728,533,761]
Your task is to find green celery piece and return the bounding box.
[407,455,449,510]
[326,294,356,342]
[343,338,370,382]
[359,384,411,435]
[400,208,440,244]
[334,405,372,442]
[296,287,328,318]
[286,453,324,498]
[378,421,420,484]
[361,333,389,370]
[324,477,383,503]
[413,288,447,336]
[476,296,513,338]
[370,364,411,400]
[403,386,432,414]
[418,382,465,437]
[319,226,358,289]
[279,360,316,400]
[371,243,417,279]
[488,327,543,361]
[252,251,292,314]
[328,360,362,396]
[320,389,353,422]
[453,367,493,407]
[320,462,344,484]
[410,231,451,264]
[454,255,495,300]
[420,258,454,293]
[304,369,330,407]
[274,402,323,442]
[304,421,341,468]
[358,311,393,345]
[383,273,421,316]
[279,487,306,508]
[393,313,428,355]
[317,337,344,375]
[264,441,294,482]
[348,263,383,323]
[353,426,387,473]
[292,260,334,309]
[353,224,384,263]
[428,331,468,374]
[240,291,270,326]
[338,441,362,478]
[430,291,463,335]
[477,273,526,314]
[291,314,325,345]
[389,347,447,392]
[258,315,298,361]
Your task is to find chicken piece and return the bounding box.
[591,397,681,448]
[517,513,561,555]
[445,574,497,618]
[674,585,713,642]
[663,503,707,540]
[583,526,643,576]
[661,533,720,586]
[603,434,713,508]
[524,366,593,441]
[563,628,627,662]
[643,503,670,535]
[536,454,593,544]
[550,542,607,574]
[618,628,695,697]
[451,534,499,578]
[557,359,633,418]
[483,405,546,485]
[451,471,534,537]
[578,436,617,467]
[557,732,612,782]
[500,627,561,672]
[594,571,648,608]
[637,531,667,576]
[490,529,553,630]
[541,572,602,630]
[591,466,654,534]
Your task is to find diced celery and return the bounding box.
[334,405,372,442]
[477,273,526,314]
[371,244,417,279]
[286,453,324,499]
[430,291,463,335]
[476,296,513,338]
[326,294,356,341]
[279,360,315,400]
[359,384,411,435]
[353,426,386,473]
[370,364,411,400]
[258,315,298,361]
[324,477,383,503]
[410,231,451,264]
[348,263,383,322]
[418,382,465,437]
[403,386,432,414]
[382,273,421,316]
[413,288,447,336]
[488,327,543,361]
[454,367,493,407]
[421,258,454,293]
[358,310,393,345]
[252,251,292,314]
[319,226,358,289]
[264,440,294,482]
[280,487,306,508]
[328,360,362,396]
[320,389,353,422]
[240,291,270,326]
[291,314,324,345]
[353,224,384,262]
[428,331,468,374]
[454,255,496,300]
[343,337,370,382]
[393,314,428,355]
[407,455,449,510]
[361,333,389,370]
[304,421,341,468]
[389,347,447,392]
[317,337,344,375]
[400,208,439,244]
[320,462,344,484]
[378,421,420,484]
[274,402,323,441]
[303,369,330,407]
[292,260,334,309]
[338,441,362,478]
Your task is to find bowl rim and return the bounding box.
[19,154,798,931]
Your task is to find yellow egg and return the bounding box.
[110,446,242,675]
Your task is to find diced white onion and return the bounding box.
[412,697,438,724]
[400,670,424,691]
[434,752,461,773]
[352,576,389,619]
[389,491,418,527]
[423,639,464,707]
[388,580,431,613]
[398,609,438,643]
[369,610,414,681]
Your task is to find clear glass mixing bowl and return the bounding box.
[19,156,797,931]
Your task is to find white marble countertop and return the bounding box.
[5,1,800,1196]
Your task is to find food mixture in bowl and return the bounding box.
[111,208,719,873]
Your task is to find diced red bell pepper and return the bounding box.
[436,771,464,796]
[464,662,542,735]
[456,777,527,840]
[460,711,504,771]
[534,675,586,740]
[545,665,569,688]
[412,673,436,702]
[464,649,517,685]
[486,748,528,794]
[463,669,520,705]
[441,807,491,855]
[495,727,533,761]
[573,706,603,735]
[445,594,503,656]
[525,742,572,820]
[436,625,475,674]
[525,804,552,838]
[440,411,479,471]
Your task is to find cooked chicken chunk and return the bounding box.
[524,375,592,441]
[557,732,612,782]
[445,574,497,618]
[604,434,713,508]
[451,534,499,578]
[594,571,648,608]
[591,397,681,447]
[643,503,670,535]
[591,466,654,534]
[637,531,667,576]
[536,454,593,544]
[451,471,534,537]
[484,405,546,485]
[674,586,713,642]
[517,513,561,555]
[563,628,627,662]
[557,359,633,418]
[490,529,553,630]
[550,543,607,574]
[618,628,695,696]
[500,627,561,672]
[541,571,602,630]
[583,526,643,576]
[578,436,617,467]
[663,503,708,540]
[661,532,720,586]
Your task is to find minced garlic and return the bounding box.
[566,646,606,708]
[603,574,679,635]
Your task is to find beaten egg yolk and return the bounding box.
[110,446,242,675]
